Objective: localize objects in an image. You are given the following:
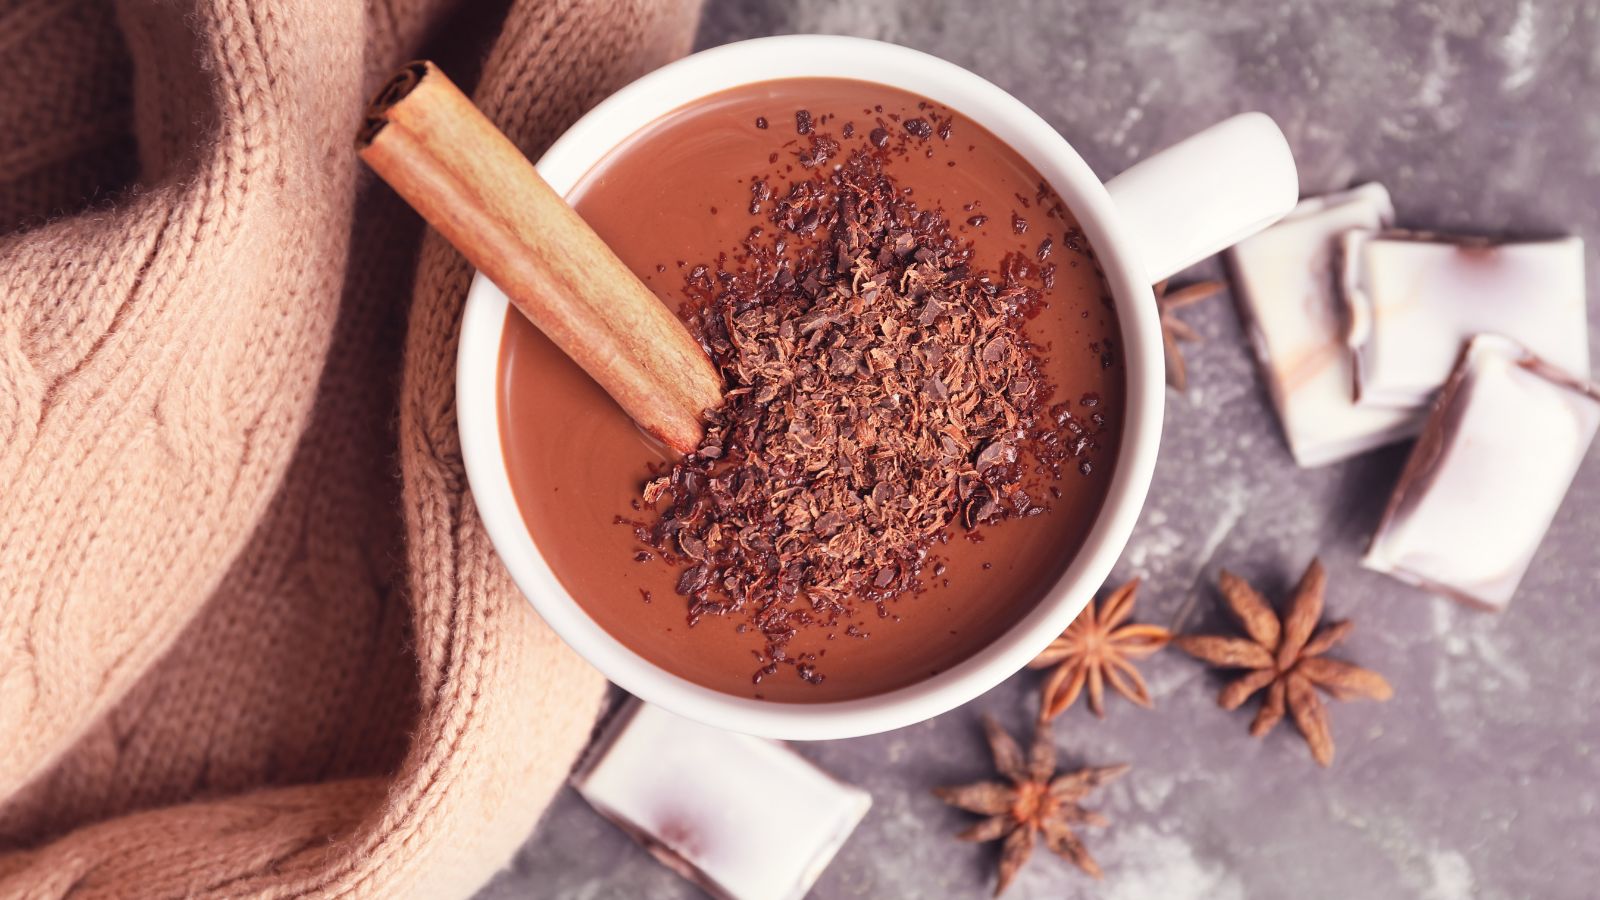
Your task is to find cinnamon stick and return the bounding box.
[356,61,722,454]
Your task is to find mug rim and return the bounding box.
[457,34,1164,739]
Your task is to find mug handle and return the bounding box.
[1103,112,1299,284]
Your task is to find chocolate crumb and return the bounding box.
[798,134,840,168]
[755,116,768,129]
[869,127,890,149]
[749,178,771,215]
[795,109,813,135]
[904,117,933,138]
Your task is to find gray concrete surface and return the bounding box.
[478,1,1600,897]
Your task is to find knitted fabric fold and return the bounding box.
[0,0,699,895]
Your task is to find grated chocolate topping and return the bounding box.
[636,136,1102,686]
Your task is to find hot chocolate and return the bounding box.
[498,78,1125,701]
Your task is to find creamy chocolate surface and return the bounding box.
[498,78,1124,701]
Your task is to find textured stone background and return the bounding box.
[479,1,1600,897]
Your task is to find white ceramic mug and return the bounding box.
[457,35,1297,740]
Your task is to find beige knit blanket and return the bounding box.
[0,0,698,895]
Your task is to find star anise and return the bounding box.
[1155,280,1224,392]
[1028,578,1170,720]
[1174,559,1393,766]
[934,716,1128,895]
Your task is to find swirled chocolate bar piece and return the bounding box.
[571,701,870,900]
[1226,184,1417,466]
[1363,335,1600,610]
[1341,231,1588,411]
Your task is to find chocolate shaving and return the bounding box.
[642,137,1096,684]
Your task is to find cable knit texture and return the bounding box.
[0,0,700,895]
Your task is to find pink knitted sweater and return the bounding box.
[0,0,697,895]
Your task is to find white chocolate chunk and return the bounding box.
[1225,184,1417,466]
[572,701,870,900]
[1363,335,1600,609]
[1341,231,1589,410]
